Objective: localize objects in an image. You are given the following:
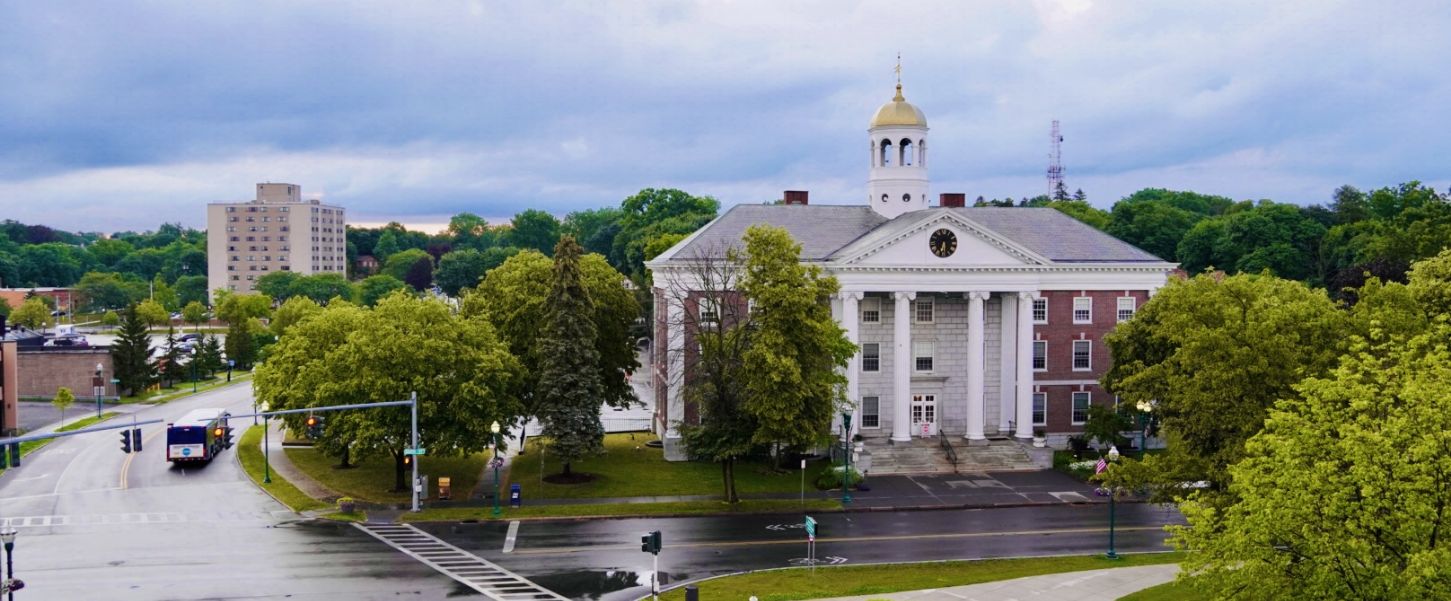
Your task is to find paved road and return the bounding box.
[418,502,1186,601]
[0,382,464,600]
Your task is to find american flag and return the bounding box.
[1095,458,1108,474]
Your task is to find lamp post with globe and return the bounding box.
[1,527,16,601]
[490,421,503,518]
[1104,445,1121,560]
[1134,400,1155,457]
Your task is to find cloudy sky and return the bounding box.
[3,0,1449,233]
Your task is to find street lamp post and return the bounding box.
[94,363,104,419]
[1,527,16,601]
[1135,400,1154,458]
[1105,445,1121,560]
[490,420,503,518]
[841,411,853,505]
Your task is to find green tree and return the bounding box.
[52,386,75,424]
[0,297,10,318]
[198,333,224,376]
[372,229,401,262]
[564,207,624,257]
[158,327,183,387]
[381,248,431,282]
[1171,317,1451,598]
[11,297,53,331]
[434,249,490,296]
[215,293,271,325]
[403,256,433,291]
[356,274,408,307]
[255,292,522,490]
[1102,272,1348,501]
[181,301,208,331]
[151,275,179,311]
[75,271,136,312]
[270,296,322,338]
[135,298,169,327]
[101,310,120,327]
[289,273,354,304]
[254,271,302,302]
[738,225,856,460]
[464,249,641,419]
[174,274,210,308]
[479,246,521,273]
[611,188,720,280]
[533,237,605,477]
[88,238,135,268]
[507,209,562,256]
[110,304,155,396]
[225,318,259,370]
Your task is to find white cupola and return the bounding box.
[867,81,930,219]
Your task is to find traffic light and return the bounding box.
[120,429,133,454]
[640,530,662,555]
[305,415,325,438]
[403,455,412,466]
[222,426,235,448]
[133,428,143,452]
[2,443,17,468]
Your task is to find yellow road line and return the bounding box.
[509,525,1168,555]
[118,426,168,490]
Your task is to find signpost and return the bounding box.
[804,515,817,568]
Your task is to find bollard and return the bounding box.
[684,585,699,601]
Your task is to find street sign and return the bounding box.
[804,515,816,540]
[404,448,427,456]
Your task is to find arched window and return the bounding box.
[880,139,893,166]
[903,193,911,203]
[900,139,914,166]
[918,139,927,167]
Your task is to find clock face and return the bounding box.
[929,228,957,258]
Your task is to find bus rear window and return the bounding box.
[167,427,206,445]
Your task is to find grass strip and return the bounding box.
[120,372,253,405]
[285,445,485,505]
[660,552,1186,601]
[1117,578,1207,601]
[56,411,120,432]
[404,499,842,523]
[237,425,329,512]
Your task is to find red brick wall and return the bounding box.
[1032,289,1151,433]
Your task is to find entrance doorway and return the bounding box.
[911,394,937,437]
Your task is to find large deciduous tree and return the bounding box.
[356,274,408,306]
[10,297,52,331]
[434,249,490,296]
[738,225,855,460]
[533,237,606,478]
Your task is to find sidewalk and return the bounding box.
[261,419,343,504]
[805,564,1178,601]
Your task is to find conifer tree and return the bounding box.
[534,236,605,478]
[200,333,224,376]
[110,303,155,396]
[225,319,257,370]
[159,326,182,387]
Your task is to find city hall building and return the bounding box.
[647,81,1175,466]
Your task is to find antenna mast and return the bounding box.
[1047,119,1064,197]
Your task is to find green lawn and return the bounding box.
[663,552,1186,601]
[121,372,253,404]
[285,444,485,505]
[404,499,841,523]
[237,425,329,512]
[1118,578,1207,601]
[56,411,120,432]
[507,433,832,499]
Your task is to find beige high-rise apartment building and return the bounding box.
[206,183,347,299]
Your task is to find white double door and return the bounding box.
[910,393,938,437]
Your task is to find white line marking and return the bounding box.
[503,520,519,553]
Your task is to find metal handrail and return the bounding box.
[938,429,959,472]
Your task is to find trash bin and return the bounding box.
[438,477,452,500]
[509,483,522,507]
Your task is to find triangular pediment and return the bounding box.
[830,211,1049,267]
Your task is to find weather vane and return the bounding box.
[894,52,902,85]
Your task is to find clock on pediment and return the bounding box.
[929,228,957,258]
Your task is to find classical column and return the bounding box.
[891,291,915,442]
[965,291,988,443]
[1015,291,1037,440]
[999,293,1018,432]
[842,291,864,435]
[664,293,687,459]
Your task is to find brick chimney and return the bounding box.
[940,193,966,208]
[783,190,809,205]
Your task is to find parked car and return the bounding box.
[46,334,89,348]
[179,333,203,343]
[50,310,69,317]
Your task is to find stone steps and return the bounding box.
[862,437,1041,475]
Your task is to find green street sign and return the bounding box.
[110,378,120,384]
[804,515,817,538]
[403,448,427,456]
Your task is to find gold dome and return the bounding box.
[870,84,927,128]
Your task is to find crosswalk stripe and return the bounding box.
[354,522,566,601]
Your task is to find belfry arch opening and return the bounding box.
[900,139,914,166]
[879,139,893,166]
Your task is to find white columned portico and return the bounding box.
[664,293,687,458]
[965,291,988,443]
[1015,292,1037,440]
[999,293,1018,432]
[842,291,863,435]
[891,291,915,442]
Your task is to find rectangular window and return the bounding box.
[1073,340,1092,371]
[1032,392,1047,426]
[1117,297,1137,322]
[913,340,934,373]
[1073,297,1092,324]
[698,297,719,323]
[1033,340,1047,371]
[861,298,881,323]
[861,343,880,372]
[1072,391,1091,424]
[1033,298,1048,324]
[914,298,934,323]
[861,396,880,429]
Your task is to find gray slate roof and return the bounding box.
[660,204,1164,264]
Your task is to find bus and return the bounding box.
[166,408,231,463]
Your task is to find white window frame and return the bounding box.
[1117,296,1137,323]
[1073,296,1093,324]
[913,340,935,373]
[698,296,720,324]
[861,343,880,372]
[1032,392,1047,426]
[1033,340,1048,372]
[914,297,934,324]
[861,396,881,429]
[1033,298,1048,324]
[1072,339,1092,371]
[860,297,881,323]
[1072,391,1091,425]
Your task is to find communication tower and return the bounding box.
[1047,120,1064,196]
